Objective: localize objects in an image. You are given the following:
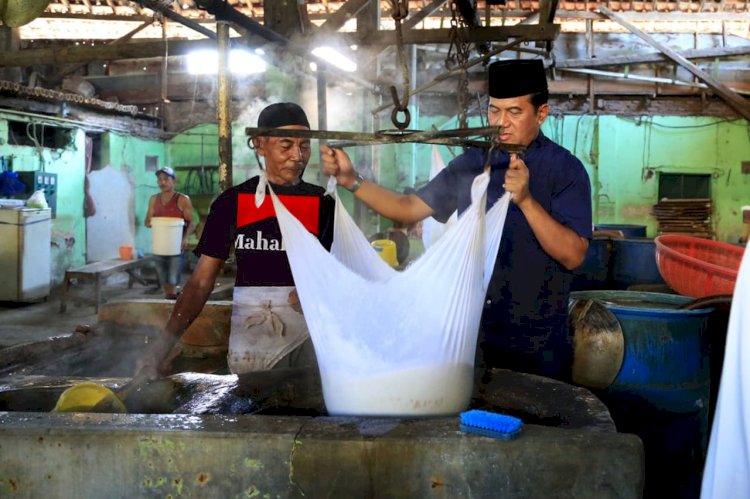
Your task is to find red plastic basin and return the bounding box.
[654,235,744,298]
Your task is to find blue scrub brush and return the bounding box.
[460,409,523,441]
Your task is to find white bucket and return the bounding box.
[151,217,184,255]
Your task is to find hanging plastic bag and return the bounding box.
[267,171,510,417]
[26,189,49,209]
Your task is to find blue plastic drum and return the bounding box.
[569,290,713,498]
[610,238,665,289]
[571,237,611,291]
[594,224,647,238]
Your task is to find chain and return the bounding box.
[389,0,411,130]
[446,1,472,130]
[446,1,459,69]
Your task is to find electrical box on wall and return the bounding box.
[16,171,58,218]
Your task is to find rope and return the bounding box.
[389,0,411,131]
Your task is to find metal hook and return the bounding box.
[391,106,411,131]
[389,85,411,131]
[390,0,408,21]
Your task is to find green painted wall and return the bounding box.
[0,112,88,285]
[102,132,166,255]
[596,116,748,241]
[0,115,169,285]
[373,113,748,243]
[2,104,748,294]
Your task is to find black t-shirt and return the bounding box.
[195,176,335,287]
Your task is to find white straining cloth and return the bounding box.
[259,170,510,416]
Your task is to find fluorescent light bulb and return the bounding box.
[230,50,267,74]
[311,46,357,72]
[186,49,267,75]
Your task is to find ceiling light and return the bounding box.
[311,46,357,73]
[186,49,267,75]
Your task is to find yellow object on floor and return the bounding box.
[52,382,127,413]
[371,239,398,268]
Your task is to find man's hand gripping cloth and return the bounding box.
[262,171,510,416]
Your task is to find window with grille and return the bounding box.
[658,173,711,199]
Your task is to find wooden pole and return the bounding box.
[217,21,233,192]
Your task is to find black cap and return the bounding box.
[488,59,548,99]
[258,102,310,128]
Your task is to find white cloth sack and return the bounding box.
[701,241,750,498]
[261,170,510,416]
[421,145,457,248]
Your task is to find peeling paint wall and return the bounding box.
[102,132,166,257]
[0,112,87,286]
[596,116,749,241]
[374,113,748,243]
[1,106,747,294]
[0,115,168,287]
[94,113,750,267]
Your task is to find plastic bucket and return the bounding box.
[118,245,133,260]
[151,217,184,255]
[371,239,398,267]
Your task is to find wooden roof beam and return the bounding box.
[319,0,373,32]
[360,24,560,45]
[556,45,750,69]
[403,0,447,30]
[598,6,750,121]
[0,38,217,67]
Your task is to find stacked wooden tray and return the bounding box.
[651,198,713,239]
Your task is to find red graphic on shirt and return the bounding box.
[237,193,320,235]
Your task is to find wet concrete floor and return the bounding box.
[0,271,233,349]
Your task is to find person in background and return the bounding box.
[322,59,592,382]
[136,103,334,380]
[145,166,196,300]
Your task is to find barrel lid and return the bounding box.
[570,290,713,316]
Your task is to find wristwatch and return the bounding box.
[346,173,365,193]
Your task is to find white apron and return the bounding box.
[228,285,315,373]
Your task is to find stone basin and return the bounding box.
[0,300,645,497]
[0,367,643,498]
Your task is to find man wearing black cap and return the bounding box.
[136,102,335,379]
[322,59,592,382]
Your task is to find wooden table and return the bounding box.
[59,257,159,313]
